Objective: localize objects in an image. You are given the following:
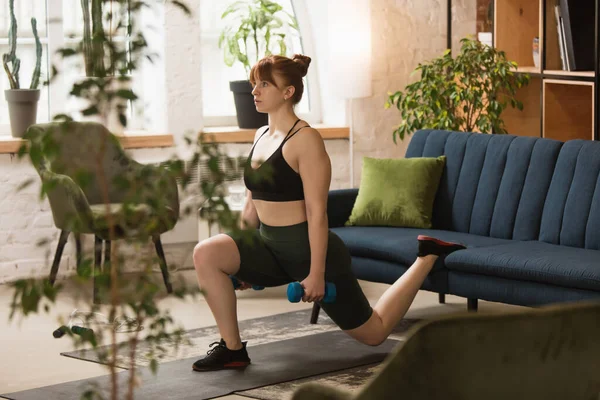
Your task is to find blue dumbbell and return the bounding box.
[287,281,336,303]
[230,276,265,291]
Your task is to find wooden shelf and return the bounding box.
[117,132,174,149]
[544,0,595,78]
[502,77,542,137]
[543,80,594,141]
[517,66,542,74]
[201,125,349,143]
[1,125,348,153]
[0,137,26,154]
[0,132,174,154]
[495,0,541,70]
[543,70,595,78]
[495,0,598,142]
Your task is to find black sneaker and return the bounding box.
[192,339,251,372]
[417,235,466,257]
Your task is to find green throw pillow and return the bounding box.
[346,156,446,229]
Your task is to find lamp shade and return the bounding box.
[327,0,372,99]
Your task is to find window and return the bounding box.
[200,0,321,126]
[1,0,154,135]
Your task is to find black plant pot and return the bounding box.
[229,80,268,129]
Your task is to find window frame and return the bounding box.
[201,0,322,127]
[0,0,153,136]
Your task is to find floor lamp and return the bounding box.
[328,0,372,188]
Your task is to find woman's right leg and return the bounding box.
[193,234,243,350]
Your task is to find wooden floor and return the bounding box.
[0,269,523,399]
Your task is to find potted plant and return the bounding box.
[9,2,263,399]
[67,0,134,134]
[219,0,300,128]
[2,0,43,138]
[385,37,530,142]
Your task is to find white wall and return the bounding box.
[0,0,477,282]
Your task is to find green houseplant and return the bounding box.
[65,0,173,133]
[218,0,300,128]
[2,0,43,138]
[6,1,264,399]
[385,37,531,143]
[64,0,135,134]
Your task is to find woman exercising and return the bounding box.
[192,54,465,372]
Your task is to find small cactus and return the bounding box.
[2,0,20,89]
[2,0,44,90]
[30,17,42,89]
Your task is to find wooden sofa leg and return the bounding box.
[439,293,446,304]
[310,303,321,324]
[468,298,478,312]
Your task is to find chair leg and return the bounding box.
[153,236,173,294]
[468,298,478,312]
[310,303,321,324]
[104,240,111,271]
[94,236,103,305]
[74,234,82,270]
[49,230,70,286]
[439,293,446,304]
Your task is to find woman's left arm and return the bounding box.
[297,129,332,302]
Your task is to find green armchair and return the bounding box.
[25,122,179,303]
[292,301,600,400]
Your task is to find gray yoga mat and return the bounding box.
[2,330,401,400]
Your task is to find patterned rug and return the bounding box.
[61,309,421,398]
[235,363,383,399]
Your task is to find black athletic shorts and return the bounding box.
[224,221,373,330]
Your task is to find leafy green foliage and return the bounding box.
[218,0,299,75]
[53,0,191,124]
[385,37,531,143]
[12,125,248,400]
[7,2,268,399]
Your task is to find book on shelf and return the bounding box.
[554,5,568,70]
[559,0,595,72]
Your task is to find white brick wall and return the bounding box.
[0,140,348,283]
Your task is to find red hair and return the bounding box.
[249,54,311,104]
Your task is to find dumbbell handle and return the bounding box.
[53,325,68,338]
[287,281,336,303]
[72,325,94,336]
[52,325,95,338]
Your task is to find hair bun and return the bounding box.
[292,54,311,77]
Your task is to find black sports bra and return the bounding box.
[243,119,309,202]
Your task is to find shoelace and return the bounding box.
[206,341,226,356]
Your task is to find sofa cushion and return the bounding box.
[445,241,600,291]
[331,226,512,267]
[346,156,446,229]
[539,140,600,250]
[406,130,562,241]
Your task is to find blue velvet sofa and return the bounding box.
[321,129,600,315]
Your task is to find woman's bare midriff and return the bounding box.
[253,199,307,226]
